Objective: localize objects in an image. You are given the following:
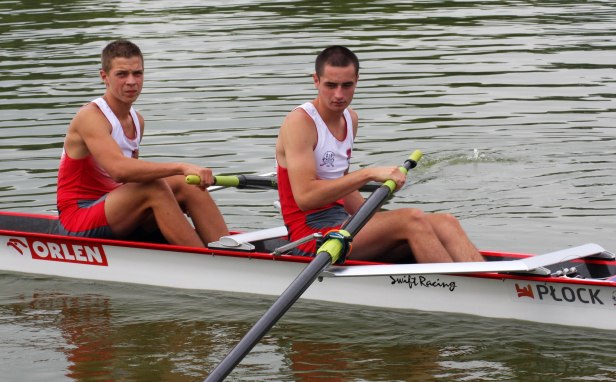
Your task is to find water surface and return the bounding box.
[1,0,615,380]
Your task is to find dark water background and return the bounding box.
[1,1,615,380]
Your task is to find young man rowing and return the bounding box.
[56,40,228,246]
[275,45,484,263]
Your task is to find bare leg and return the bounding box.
[425,213,483,262]
[349,208,482,263]
[104,180,205,247]
[350,209,453,263]
[166,175,229,244]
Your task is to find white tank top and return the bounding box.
[92,97,141,158]
[297,102,354,180]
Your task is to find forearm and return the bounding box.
[107,158,185,183]
[343,191,365,215]
[293,168,372,211]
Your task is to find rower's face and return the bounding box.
[314,64,358,111]
[100,56,144,104]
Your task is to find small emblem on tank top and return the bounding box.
[320,151,335,167]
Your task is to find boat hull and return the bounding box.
[1,212,616,330]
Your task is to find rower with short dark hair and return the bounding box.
[275,45,484,263]
[57,39,228,246]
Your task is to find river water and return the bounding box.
[1,0,615,380]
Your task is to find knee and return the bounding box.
[173,180,211,203]
[403,209,460,231]
[442,213,463,227]
[402,208,431,230]
[440,213,459,225]
[142,179,175,200]
[403,208,427,222]
[433,213,464,233]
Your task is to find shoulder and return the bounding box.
[346,107,358,123]
[74,101,103,119]
[70,102,110,134]
[347,107,359,135]
[280,107,315,136]
[277,106,318,154]
[135,110,145,132]
[63,102,108,158]
[285,106,312,124]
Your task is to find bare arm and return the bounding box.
[276,108,405,211]
[65,104,215,187]
[342,190,365,215]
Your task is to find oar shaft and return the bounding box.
[187,174,382,192]
[205,252,332,382]
[342,185,391,236]
[204,150,422,381]
[343,150,421,236]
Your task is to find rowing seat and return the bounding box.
[208,226,289,252]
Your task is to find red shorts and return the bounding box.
[58,195,115,238]
[287,205,349,256]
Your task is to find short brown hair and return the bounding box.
[101,40,143,72]
[315,45,359,77]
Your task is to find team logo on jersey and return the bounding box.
[320,151,335,167]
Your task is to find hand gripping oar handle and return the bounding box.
[186,174,383,192]
[339,149,422,251]
[204,150,422,382]
[186,174,277,190]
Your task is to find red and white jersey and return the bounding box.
[277,102,354,245]
[298,102,353,180]
[92,97,141,158]
[57,97,141,211]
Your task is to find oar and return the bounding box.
[204,150,422,382]
[186,173,382,192]
[186,172,277,192]
[323,243,606,277]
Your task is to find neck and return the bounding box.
[312,98,343,126]
[312,99,347,140]
[102,94,131,118]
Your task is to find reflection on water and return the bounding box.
[2,275,616,381]
[1,0,616,380]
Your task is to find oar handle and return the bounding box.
[382,149,422,193]
[186,174,278,189]
[319,149,423,264]
[186,175,240,187]
[185,175,201,185]
[187,174,382,192]
[203,150,423,381]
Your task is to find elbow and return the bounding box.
[106,167,130,183]
[295,196,319,211]
[113,174,129,183]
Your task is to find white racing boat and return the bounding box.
[1,210,615,331]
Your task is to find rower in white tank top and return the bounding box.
[296,102,354,179]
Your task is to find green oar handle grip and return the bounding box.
[185,175,241,187]
[383,149,423,193]
[406,149,423,169]
[204,150,423,381]
[321,149,423,263]
[185,175,201,185]
[213,175,241,187]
